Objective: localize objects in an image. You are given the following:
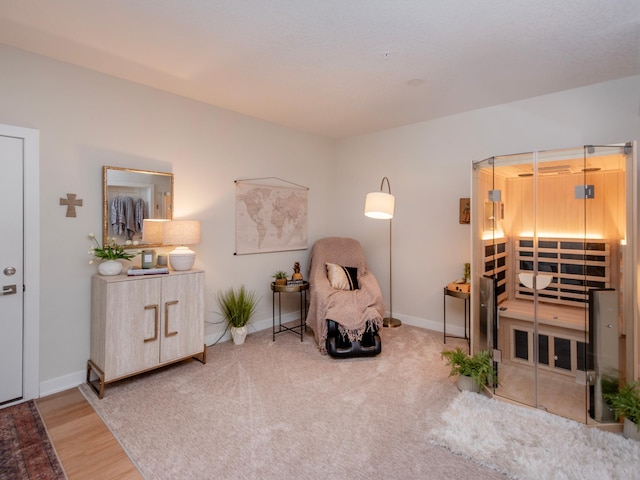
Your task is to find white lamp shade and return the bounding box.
[142,219,168,244]
[364,192,395,219]
[162,220,201,246]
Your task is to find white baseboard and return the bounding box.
[205,312,457,343]
[40,369,86,397]
[205,312,299,346]
[394,312,466,339]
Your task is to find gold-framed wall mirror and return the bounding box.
[102,166,173,248]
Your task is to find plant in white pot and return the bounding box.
[441,347,495,393]
[87,233,137,275]
[217,285,260,345]
[603,380,640,440]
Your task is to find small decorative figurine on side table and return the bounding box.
[292,261,303,282]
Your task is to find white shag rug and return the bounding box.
[430,391,640,480]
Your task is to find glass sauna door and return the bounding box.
[472,144,630,425]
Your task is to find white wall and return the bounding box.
[0,45,335,394]
[334,75,640,334]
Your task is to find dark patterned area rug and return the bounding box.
[0,400,66,480]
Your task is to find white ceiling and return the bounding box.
[1,0,639,139]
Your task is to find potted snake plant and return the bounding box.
[217,285,260,345]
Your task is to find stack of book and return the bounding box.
[127,267,170,276]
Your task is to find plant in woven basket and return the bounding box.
[273,270,288,285]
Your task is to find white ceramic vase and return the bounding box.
[98,260,123,276]
[231,326,247,345]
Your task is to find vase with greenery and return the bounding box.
[463,263,471,283]
[217,285,260,345]
[603,380,640,440]
[441,347,495,392]
[273,270,288,286]
[88,233,137,275]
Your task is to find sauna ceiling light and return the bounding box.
[539,164,571,172]
[538,164,572,175]
[516,166,602,177]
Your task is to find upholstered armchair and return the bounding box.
[306,237,384,357]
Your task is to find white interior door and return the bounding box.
[0,134,24,404]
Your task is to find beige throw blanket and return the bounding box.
[306,237,385,354]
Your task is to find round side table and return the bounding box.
[271,281,309,341]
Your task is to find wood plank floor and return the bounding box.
[35,388,142,480]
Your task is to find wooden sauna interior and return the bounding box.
[471,145,636,425]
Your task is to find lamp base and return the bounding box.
[168,246,195,271]
[383,317,401,328]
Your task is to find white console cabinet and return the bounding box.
[87,269,206,398]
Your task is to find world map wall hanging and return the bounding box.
[234,177,308,255]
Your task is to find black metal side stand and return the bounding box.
[271,281,309,341]
[443,286,470,352]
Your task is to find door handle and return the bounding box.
[143,304,159,343]
[2,284,17,295]
[165,300,179,337]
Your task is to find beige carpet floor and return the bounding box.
[80,325,511,479]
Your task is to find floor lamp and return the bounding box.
[365,176,401,328]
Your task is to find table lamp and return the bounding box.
[142,219,168,245]
[162,220,201,271]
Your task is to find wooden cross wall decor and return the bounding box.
[60,193,83,217]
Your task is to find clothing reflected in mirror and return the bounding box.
[102,166,173,248]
